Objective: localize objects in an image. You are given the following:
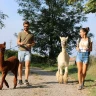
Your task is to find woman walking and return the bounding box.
[76,27,92,90]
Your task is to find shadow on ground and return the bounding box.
[16,84,48,89]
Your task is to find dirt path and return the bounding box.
[0,68,88,96]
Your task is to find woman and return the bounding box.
[76,27,92,90]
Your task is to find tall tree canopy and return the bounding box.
[0,11,8,29]
[16,0,87,59]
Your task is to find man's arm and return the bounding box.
[17,32,25,46]
[17,38,24,45]
[26,41,35,47]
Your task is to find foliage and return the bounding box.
[4,50,53,64]
[0,11,8,29]
[16,0,87,59]
[67,0,96,13]
[31,54,48,64]
[67,0,83,4]
[4,50,18,60]
[84,0,96,13]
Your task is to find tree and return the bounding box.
[0,11,8,29]
[16,0,87,59]
[84,0,96,13]
[67,0,96,13]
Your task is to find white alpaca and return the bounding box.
[56,36,69,84]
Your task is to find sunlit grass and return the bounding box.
[31,63,58,71]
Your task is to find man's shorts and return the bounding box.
[18,50,31,63]
[76,51,89,64]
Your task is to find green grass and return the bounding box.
[31,63,58,71]
[68,65,78,78]
[85,65,96,96]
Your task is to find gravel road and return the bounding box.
[0,68,88,96]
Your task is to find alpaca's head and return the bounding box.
[60,37,68,47]
[0,42,6,53]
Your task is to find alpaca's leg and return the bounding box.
[58,67,63,84]
[63,66,68,83]
[60,67,63,75]
[4,80,9,88]
[56,71,59,82]
[12,61,19,89]
[12,70,18,89]
[56,65,60,81]
[0,72,7,90]
[65,66,68,76]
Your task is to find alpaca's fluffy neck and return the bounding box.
[62,46,66,52]
[0,52,4,68]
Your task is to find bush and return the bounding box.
[31,54,56,65]
[5,50,18,59]
[4,50,56,66]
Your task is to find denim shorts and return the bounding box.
[76,51,89,64]
[18,50,31,62]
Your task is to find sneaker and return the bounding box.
[24,80,29,86]
[18,80,23,85]
[78,84,84,90]
[82,81,85,87]
[78,85,82,90]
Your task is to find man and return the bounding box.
[17,21,35,85]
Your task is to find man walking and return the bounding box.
[17,21,35,85]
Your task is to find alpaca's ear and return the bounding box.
[4,42,6,46]
[66,36,68,40]
[60,36,61,39]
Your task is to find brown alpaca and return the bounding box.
[0,42,19,90]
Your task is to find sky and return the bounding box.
[0,0,96,56]
[0,0,23,50]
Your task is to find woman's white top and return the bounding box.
[77,38,92,52]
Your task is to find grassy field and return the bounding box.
[31,63,58,72]
[31,62,96,96]
[85,64,96,96]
